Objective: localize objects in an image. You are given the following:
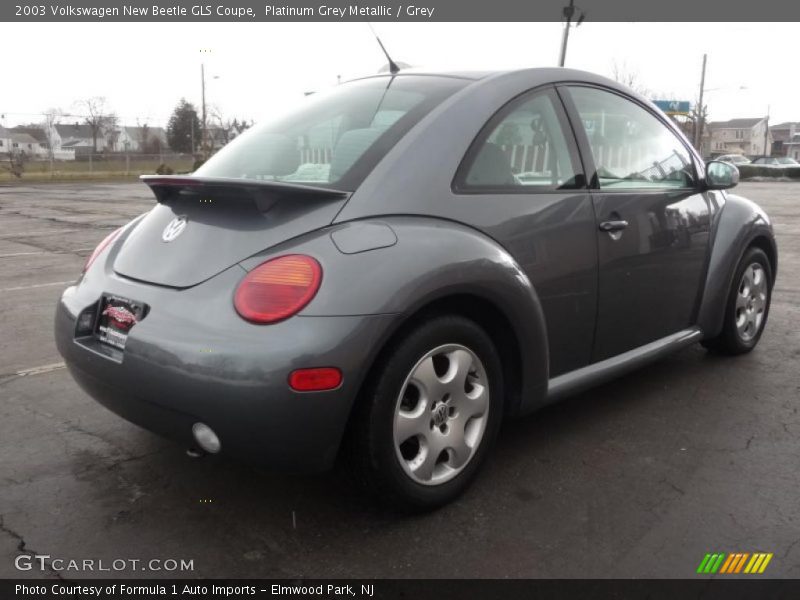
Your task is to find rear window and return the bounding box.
[194,76,468,190]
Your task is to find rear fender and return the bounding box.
[238,216,551,413]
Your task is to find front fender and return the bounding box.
[697,192,777,339]
[238,216,550,413]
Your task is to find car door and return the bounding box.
[450,87,598,376]
[560,85,712,361]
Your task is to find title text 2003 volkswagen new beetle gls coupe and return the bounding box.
[56,68,776,510]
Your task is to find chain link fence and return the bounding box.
[0,152,195,182]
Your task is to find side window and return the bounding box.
[568,86,696,190]
[457,90,581,191]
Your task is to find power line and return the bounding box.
[0,111,168,125]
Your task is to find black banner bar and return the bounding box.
[2,0,800,22]
[4,579,800,600]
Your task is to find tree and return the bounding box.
[610,60,651,97]
[167,99,201,154]
[136,121,151,154]
[2,150,26,178]
[41,107,63,162]
[210,108,253,150]
[77,96,117,153]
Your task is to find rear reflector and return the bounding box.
[289,368,342,392]
[234,254,322,324]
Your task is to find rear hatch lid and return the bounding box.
[112,176,349,288]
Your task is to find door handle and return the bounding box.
[599,220,629,232]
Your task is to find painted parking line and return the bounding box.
[16,362,66,377]
[0,361,67,383]
[0,280,74,293]
[0,229,81,239]
[0,248,92,258]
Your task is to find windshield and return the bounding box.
[195,76,468,190]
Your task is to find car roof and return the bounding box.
[346,67,640,92]
[347,69,498,83]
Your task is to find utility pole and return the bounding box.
[763,105,770,156]
[558,0,585,67]
[693,53,707,153]
[558,0,575,67]
[201,63,207,160]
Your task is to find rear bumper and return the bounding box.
[55,265,396,472]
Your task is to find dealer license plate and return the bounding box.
[95,295,145,350]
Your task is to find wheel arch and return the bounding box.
[367,293,525,416]
[335,290,533,468]
[748,234,778,284]
[697,194,777,340]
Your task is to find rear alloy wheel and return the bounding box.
[348,315,503,511]
[393,344,490,486]
[703,247,772,355]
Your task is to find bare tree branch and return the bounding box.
[76,96,118,153]
[610,60,651,97]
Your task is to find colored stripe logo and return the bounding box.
[697,552,773,574]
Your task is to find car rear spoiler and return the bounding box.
[140,175,350,207]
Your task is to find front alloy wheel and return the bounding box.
[702,246,772,355]
[734,263,768,342]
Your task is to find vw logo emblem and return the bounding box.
[162,216,187,242]
[433,403,448,428]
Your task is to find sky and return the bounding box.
[2,22,796,129]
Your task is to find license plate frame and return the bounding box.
[95,294,145,351]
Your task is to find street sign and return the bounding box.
[653,100,691,115]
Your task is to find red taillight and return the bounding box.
[289,367,342,392]
[83,227,123,273]
[234,254,322,324]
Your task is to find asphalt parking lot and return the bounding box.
[1,181,798,579]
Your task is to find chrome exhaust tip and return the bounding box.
[191,422,221,454]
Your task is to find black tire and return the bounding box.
[702,247,773,355]
[347,314,504,512]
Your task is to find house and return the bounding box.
[708,117,772,157]
[207,127,232,152]
[55,123,104,152]
[8,132,48,158]
[783,135,800,161]
[0,126,11,154]
[114,126,168,153]
[9,126,50,158]
[770,122,799,156]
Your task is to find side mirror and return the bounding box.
[705,160,740,190]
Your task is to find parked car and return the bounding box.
[55,68,777,510]
[752,156,800,167]
[717,154,751,166]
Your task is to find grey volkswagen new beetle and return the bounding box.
[56,68,776,510]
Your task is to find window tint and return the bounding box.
[568,86,695,190]
[459,91,581,190]
[195,76,468,190]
